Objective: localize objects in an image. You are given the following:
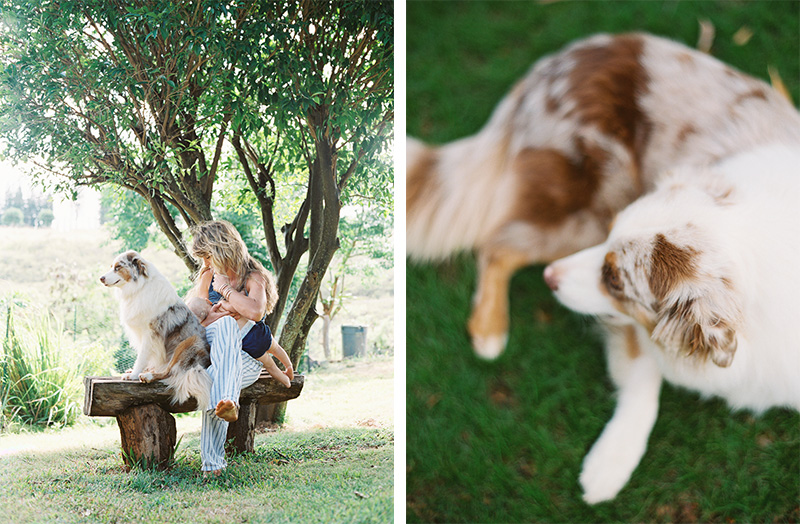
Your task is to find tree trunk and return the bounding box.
[270,302,320,424]
[322,313,331,360]
[225,401,258,454]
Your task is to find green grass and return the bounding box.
[0,356,394,523]
[406,3,800,522]
[0,426,393,523]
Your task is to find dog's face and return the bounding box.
[100,250,149,288]
[545,188,742,368]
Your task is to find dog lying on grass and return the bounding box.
[544,144,800,503]
[100,250,211,409]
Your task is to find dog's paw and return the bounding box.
[579,435,643,504]
[139,372,154,383]
[471,332,508,361]
[120,372,136,381]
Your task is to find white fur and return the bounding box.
[101,252,211,409]
[546,144,800,502]
[101,260,179,376]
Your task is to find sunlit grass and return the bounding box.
[0,356,394,523]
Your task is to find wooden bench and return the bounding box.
[83,371,304,470]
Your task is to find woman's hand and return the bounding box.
[202,302,231,326]
[217,300,242,320]
[212,273,231,293]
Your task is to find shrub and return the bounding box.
[1,207,23,226]
[37,208,55,227]
[1,307,113,429]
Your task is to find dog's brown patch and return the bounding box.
[468,248,531,339]
[511,147,601,226]
[566,34,652,183]
[407,148,439,216]
[116,266,133,282]
[601,251,625,299]
[623,324,641,359]
[675,123,697,148]
[733,88,768,106]
[648,234,697,301]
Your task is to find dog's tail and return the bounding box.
[406,110,517,262]
[157,336,212,410]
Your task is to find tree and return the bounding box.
[0,0,394,421]
[1,207,22,226]
[37,208,55,227]
[0,0,266,268]
[230,1,393,375]
[319,204,393,360]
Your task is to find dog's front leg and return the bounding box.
[121,353,147,381]
[579,348,662,504]
[468,248,531,360]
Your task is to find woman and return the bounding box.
[188,220,293,475]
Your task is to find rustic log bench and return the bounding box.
[83,371,304,470]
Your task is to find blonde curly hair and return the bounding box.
[189,220,278,315]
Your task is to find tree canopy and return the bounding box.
[0,0,394,376]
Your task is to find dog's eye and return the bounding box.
[602,257,624,297]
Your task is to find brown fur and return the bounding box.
[511,148,600,226]
[566,35,651,182]
[407,148,439,217]
[653,296,738,368]
[140,336,199,382]
[675,123,697,148]
[648,234,697,301]
[623,325,641,359]
[601,251,625,298]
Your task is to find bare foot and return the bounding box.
[215,399,238,422]
[272,371,291,389]
[203,469,223,478]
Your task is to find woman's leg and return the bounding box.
[199,317,264,472]
[200,316,241,472]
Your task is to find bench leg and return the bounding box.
[225,400,257,454]
[115,403,177,471]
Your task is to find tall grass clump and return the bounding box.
[1,305,113,429]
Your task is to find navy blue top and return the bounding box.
[209,280,272,359]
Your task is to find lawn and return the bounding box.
[0,357,394,523]
[406,2,800,523]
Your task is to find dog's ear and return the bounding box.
[125,251,148,278]
[651,293,739,367]
[647,235,740,367]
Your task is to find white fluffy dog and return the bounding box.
[100,250,211,409]
[544,144,800,503]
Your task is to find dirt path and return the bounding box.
[285,356,394,430]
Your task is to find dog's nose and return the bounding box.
[543,265,559,291]
[100,276,106,284]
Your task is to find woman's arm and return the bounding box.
[196,266,214,301]
[213,273,268,322]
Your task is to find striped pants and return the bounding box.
[200,316,263,472]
